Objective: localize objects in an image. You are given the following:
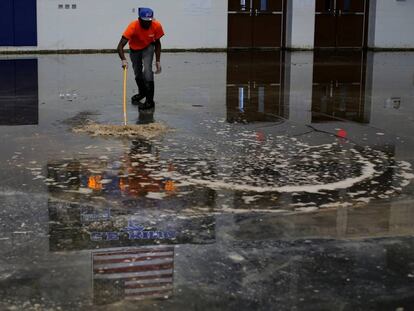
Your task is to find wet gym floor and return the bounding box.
[0,51,414,310]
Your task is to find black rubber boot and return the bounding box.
[131,78,147,105]
[137,107,155,124]
[141,81,155,110]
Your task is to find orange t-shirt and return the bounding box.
[123,20,165,50]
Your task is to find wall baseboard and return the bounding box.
[0,48,228,55]
[1,47,414,55]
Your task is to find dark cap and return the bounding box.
[139,7,154,21]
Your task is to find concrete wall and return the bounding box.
[286,0,316,49]
[1,0,228,51]
[371,0,414,49]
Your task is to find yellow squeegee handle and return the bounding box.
[123,66,128,126]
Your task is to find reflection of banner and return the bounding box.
[48,199,216,251]
[93,246,174,304]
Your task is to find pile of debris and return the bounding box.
[73,121,169,139]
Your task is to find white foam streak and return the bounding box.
[183,154,376,194]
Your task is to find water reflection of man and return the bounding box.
[120,140,176,196]
[117,8,164,109]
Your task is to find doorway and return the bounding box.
[314,0,368,48]
[228,0,285,48]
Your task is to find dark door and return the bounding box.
[315,0,367,48]
[228,0,254,48]
[0,0,37,46]
[228,0,285,48]
[0,59,39,125]
[226,51,285,123]
[311,51,368,123]
[252,0,284,48]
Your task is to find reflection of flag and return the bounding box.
[93,246,174,304]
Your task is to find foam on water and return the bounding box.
[179,153,376,193]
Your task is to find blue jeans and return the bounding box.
[130,44,154,82]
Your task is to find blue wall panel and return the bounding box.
[0,0,14,46]
[14,0,38,46]
[0,0,37,46]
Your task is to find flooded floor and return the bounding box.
[0,51,414,310]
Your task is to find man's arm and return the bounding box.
[154,39,162,74]
[154,39,161,62]
[117,36,129,68]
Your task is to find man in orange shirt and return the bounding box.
[117,8,165,109]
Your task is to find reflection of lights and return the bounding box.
[88,175,103,190]
[256,131,265,142]
[337,129,347,139]
[238,87,245,112]
[164,180,177,192]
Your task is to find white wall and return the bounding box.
[286,0,316,49]
[371,0,414,48]
[1,0,228,51]
[2,0,414,51]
